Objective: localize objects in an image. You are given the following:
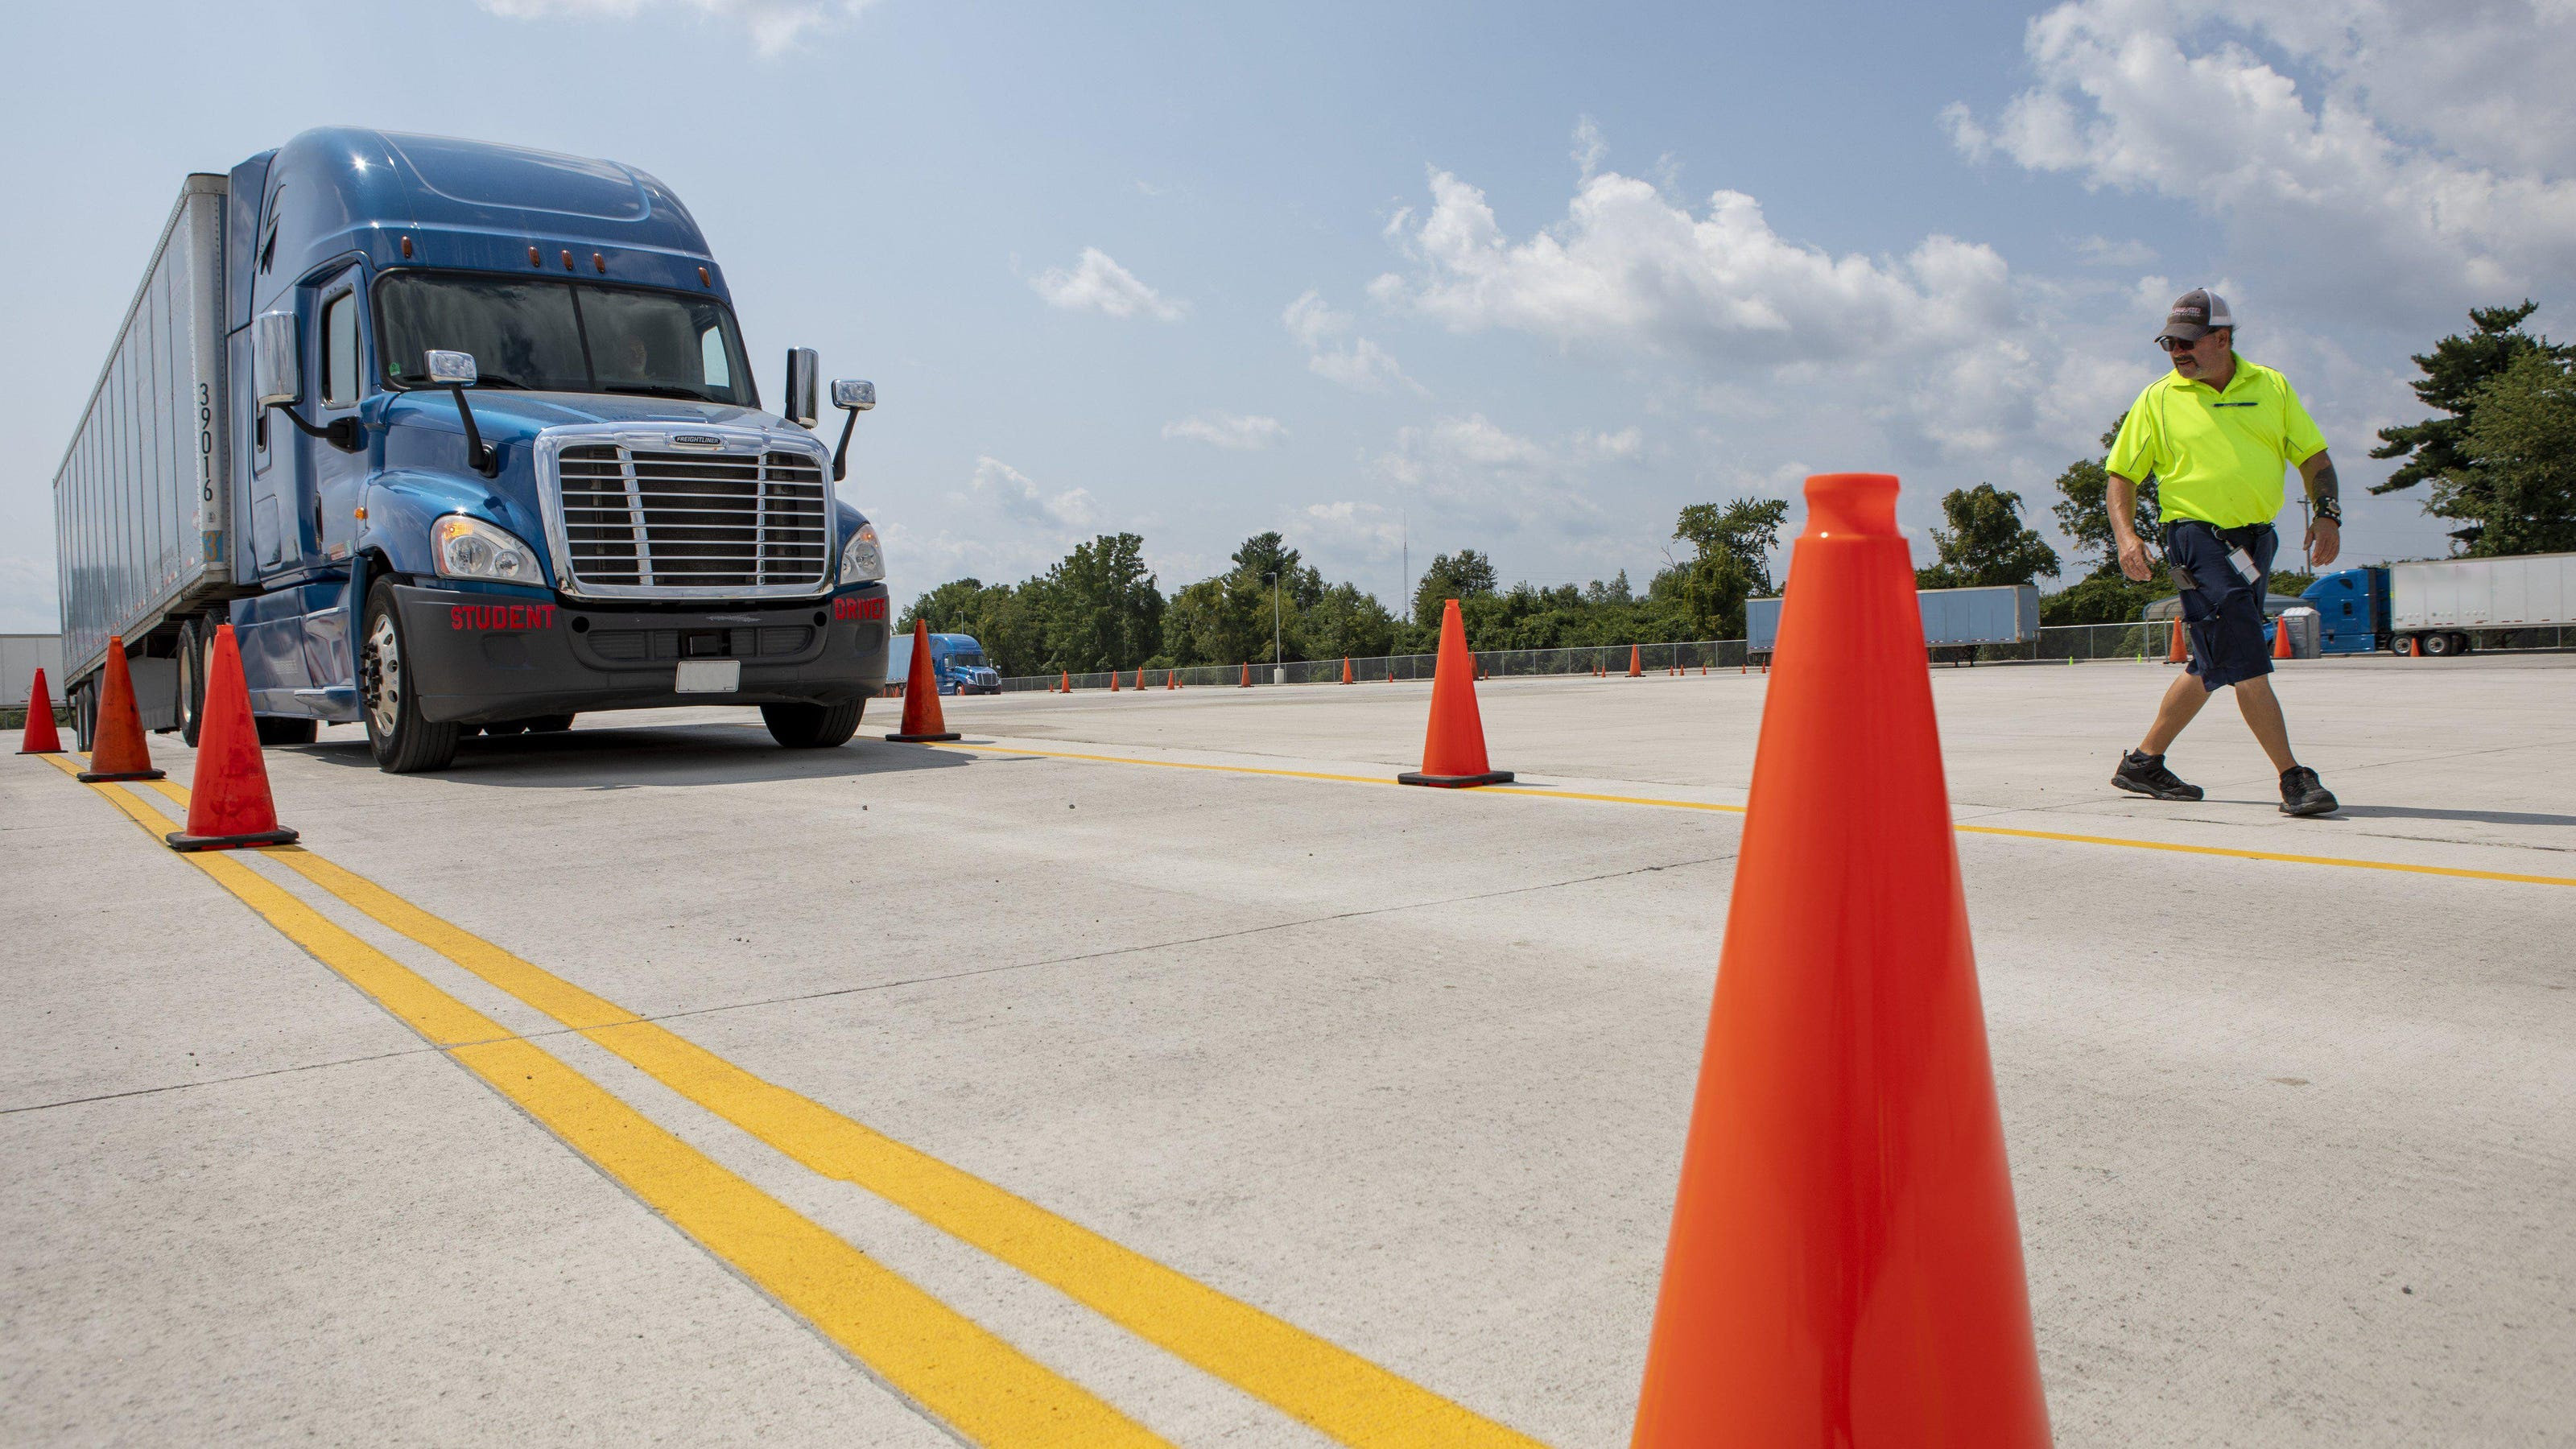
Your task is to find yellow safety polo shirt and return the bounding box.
[2107,354,2328,529]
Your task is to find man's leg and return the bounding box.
[2138,669,2212,755]
[2231,675,2297,773]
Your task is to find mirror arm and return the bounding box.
[832,407,860,482]
[265,400,365,454]
[448,386,498,478]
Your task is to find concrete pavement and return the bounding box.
[4,653,2570,1446]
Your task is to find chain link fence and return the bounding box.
[997,620,2571,692]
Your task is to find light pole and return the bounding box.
[1265,570,1284,684]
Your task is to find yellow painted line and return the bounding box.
[126,772,1544,1449]
[911,741,2574,889]
[52,759,1167,1449]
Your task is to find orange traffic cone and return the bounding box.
[1135,667,1146,691]
[1629,643,1644,677]
[2273,615,2295,659]
[1630,474,2050,1448]
[165,625,298,852]
[18,667,62,753]
[77,638,164,782]
[1397,600,1511,789]
[1061,671,1071,692]
[1109,668,1121,692]
[886,621,961,742]
[1387,669,1395,683]
[1240,662,1252,687]
[2409,635,2422,658]
[1342,657,1353,685]
[2165,617,2188,663]
[1166,671,1176,691]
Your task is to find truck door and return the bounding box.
[301,266,370,702]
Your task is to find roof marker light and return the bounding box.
[592,252,605,273]
[400,235,413,259]
[528,246,541,266]
[560,250,573,270]
[698,266,711,286]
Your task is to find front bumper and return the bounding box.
[394,584,891,726]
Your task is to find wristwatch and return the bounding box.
[2313,497,2343,523]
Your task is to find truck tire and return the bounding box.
[175,617,210,747]
[762,700,862,749]
[2421,631,2455,658]
[2386,634,2410,656]
[72,683,96,752]
[360,581,460,773]
[255,716,320,745]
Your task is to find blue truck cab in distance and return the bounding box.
[888,634,1001,696]
[2301,568,2389,655]
[211,127,888,770]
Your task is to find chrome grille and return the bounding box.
[550,441,828,593]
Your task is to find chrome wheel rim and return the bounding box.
[363,612,402,736]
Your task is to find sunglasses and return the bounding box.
[2157,335,2210,353]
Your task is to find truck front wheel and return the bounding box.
[762,700,863,749]
[361,583,460,774]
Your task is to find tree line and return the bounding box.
[903,301,2572,675]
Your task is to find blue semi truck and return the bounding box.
[52,128,892,771]
[886,633,1001,696]
[2301,555,2576,657]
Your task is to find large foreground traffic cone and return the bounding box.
[2273,615,2295,659]
[165,625,298,852]
[18,667,62,753]
[1630,473,2050,1448]
[77,638,164,782]
[886,621,961,742]
[2165,617,2188,663]
[1397,600,1511,789]
[1629,643,1644,677]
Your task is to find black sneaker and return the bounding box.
[2280,766,2339,816]
[2112,750,2202,801]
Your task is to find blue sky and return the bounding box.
[6,0,2570,631]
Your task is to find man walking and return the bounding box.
[2107,289,2341,816]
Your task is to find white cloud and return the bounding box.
[1948,0,2576,326]
[969,455,1096,531]
[473,0,876,56]
[1373,167,2017,369]
[2074,235,2158,267]
[1162,413,1287,450]
[1376,415,1623,542]
[1030,247,1186,321]
[1281,289,1422,394]
[1299,500,1407,557]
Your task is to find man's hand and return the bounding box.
[2116,531,2153,581]
[2306,515,2341,568]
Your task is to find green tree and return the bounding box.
[1673,497,1790,594]
[1918,483,2061,590]
[2372,302,2571,507]
[899,577,1049,675]
[2050,413,2160,573]
[1294,582,1400,661]
[2442,349,2576,555]
[1412,550,1498,621]
[1230,531,1324,609]
[1038,533,1163,671]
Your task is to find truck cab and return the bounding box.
[2301,567,2390,655]
[890,634,1001,696]
[217,128,892,769]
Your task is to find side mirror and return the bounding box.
[426,349,479,386]
[782,347,820,428]
[427,349,497,479]
[253,312,300,407]
[829,378,876,481]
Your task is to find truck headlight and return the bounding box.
[432,514,542,584]
[840,522,884,584]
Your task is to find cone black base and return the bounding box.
[78,768,166,782]
[164,827,299,853]
[886,731,961,744]
[1397,769,1513,788]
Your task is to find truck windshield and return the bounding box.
[374,272,756,407]
[945,652,987,670]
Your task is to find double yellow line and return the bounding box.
[44,757,1543,1449]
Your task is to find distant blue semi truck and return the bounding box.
[2301,554,2576,657]
[886,633,1001,696]
[52,128,892,772]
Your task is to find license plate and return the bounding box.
[675,659,741,694]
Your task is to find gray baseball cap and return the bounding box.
[2157,288,2234,343]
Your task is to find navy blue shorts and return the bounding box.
[2165,520,2277,691]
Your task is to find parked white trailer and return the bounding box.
[2,634,66,712]
[1748,583,2037,657]
[49,174,233,738]
[2391,552,2576,654]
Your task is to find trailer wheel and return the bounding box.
[2451,633,2472,655]
[762,700,863,749]
[2386,634,2410,656]
[360,582,460,773]
[175,617,210,748]
[72,683,97,752]
[2421,631,2455,657]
